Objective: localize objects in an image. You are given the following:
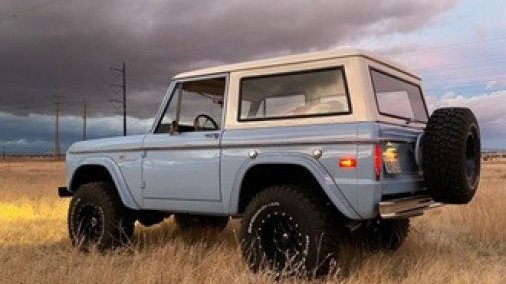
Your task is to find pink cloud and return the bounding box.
[427,90,506,142]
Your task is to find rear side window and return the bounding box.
[371,69,428,122]
[239,67,351,121]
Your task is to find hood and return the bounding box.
[67,135,145,154]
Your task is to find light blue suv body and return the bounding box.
[63,49,440,222]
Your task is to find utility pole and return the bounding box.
[82,99,87,141]
[2,146,5,159]
[110,62,127,136]
[53,95,61,160]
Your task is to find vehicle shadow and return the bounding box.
[1,218,422,280]
[130,218,387,278]
[131,217,240,251]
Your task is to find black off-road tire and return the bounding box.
[68,182,135,251]
[240,185,341,277]
[136,211,170,227]
[361,219,410,251]
[174,214,229,232]
[423,107,481,204]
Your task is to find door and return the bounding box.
[142,76,226,202]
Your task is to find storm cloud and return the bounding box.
[0,0,458,118]
[12,0,505,152]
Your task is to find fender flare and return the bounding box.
[69,157,140,210]
[228,153,361,219]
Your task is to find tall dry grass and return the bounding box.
[0,160,504,283]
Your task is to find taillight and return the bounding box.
[374,144,382,181]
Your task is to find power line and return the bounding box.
[110,62,127,136]
[0,0,63,25]
[52,95,61,160]
[421,62,506,75]
[82,99,87,141]
[0,106,51,112]
[396,35,506,54]
[423,73,506,84]
[425,86,491,95]
[424,82,502,91]
[424,79,506,95]
[420,57,506,72]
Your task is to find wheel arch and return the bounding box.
[228,154,360,219]
[69,157,140,210]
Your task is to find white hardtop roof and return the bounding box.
[174,48,420,80]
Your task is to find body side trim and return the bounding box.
[68,137,413,154]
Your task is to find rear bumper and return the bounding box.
[379,195,443,219]
[58,186,73,198]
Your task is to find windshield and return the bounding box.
[371,69,428,122]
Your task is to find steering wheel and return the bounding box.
[193,114,219,131]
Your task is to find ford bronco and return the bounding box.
[59,49,481,276]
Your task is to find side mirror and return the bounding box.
[169,121,179,135]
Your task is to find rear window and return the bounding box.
[239,67,351,121]
[371,69,428,122]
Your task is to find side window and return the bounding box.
[239,67,351,121]
[156,77,226,133]
[370,69,428,122]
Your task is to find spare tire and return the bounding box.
[422,107,481,204]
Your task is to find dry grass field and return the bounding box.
[0,160,504,283]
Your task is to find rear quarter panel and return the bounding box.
[222,123,365,219]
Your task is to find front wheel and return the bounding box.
[240,185,341,277]
[68,182,134,251]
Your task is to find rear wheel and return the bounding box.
[240,185,341,277]
[68,182,134,251]
[423,107,481,204]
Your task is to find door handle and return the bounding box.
[204,133,220,139]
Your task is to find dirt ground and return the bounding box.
[0,160,504,283]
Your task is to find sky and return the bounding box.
[0,0,505,154]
